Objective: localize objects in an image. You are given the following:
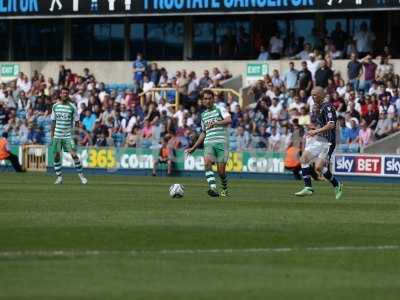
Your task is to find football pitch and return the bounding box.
[1,173,400,300]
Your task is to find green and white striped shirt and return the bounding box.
[201,105,230,145]
[51,102,78,139]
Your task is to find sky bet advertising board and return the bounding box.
[334,154,400,178]
[1,0,400,17]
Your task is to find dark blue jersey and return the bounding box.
[317,102,337,144]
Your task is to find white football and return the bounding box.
[169,184,184,198]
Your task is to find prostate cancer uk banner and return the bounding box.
[1,0,400,17]
[333,153,400,178]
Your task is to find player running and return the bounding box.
[295,86,343,199]
[186,90,231,197]
[51,87,87,185]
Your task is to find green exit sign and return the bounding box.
[246,63,268,77]
[1,64,20,77]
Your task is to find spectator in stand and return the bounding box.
[315,60,333,88]
[364,103,379,129]
[82,109,97,133]
[342,118,360,153]
[271,69,283,87]
[360,54,377,93]
[142,75,155,104]
[58,65,67,86]
[236,26,251,59]
[381,45,394,59]
[309,27,322,50]
[347,53,363,92]
[268,126,281,152]
[298,107,310,126]
[353,22,376,58]
[269,32,284,59]
[307,53,321,80]
[257,45,269,61]
[268,98,283,122]
[211,68,223,81]
[132,52,147,87]
[348,102,361,121]
[379,93,396,118]
[126,126,141,147]
[395,93,400,119]
[176,70,189,107]
[149,63,160,86]
[283,62,299,90]
[284,32,298,58]
[199,70,211,90]
[376,56,394,83]
[222,69,232,80]
[219,28,236,59]
[375,112,393,140]
[291,43,312,61]
[235,126,250,151]
[17,74,32,94]
[330,22,347,55]
[289,95,305,112]
[187,71,199,106]
[82,68,93,82]
[297,61,313,95]
[357,118,374,148]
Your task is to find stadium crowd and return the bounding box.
[0,49,400,154]
[257,22,393,61]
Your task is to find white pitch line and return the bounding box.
[0,245,399,258]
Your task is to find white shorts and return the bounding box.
[305,137,332,161]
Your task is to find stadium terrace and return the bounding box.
[148,0,314,10]
[0,0,38,13]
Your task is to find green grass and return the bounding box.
[1,173,400,300]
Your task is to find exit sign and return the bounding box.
[246,63,268,77]
[1,64,20,77]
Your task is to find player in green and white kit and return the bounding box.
[51,87,87,185]
[186,90,231,197]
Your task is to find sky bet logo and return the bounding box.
[384,156,400,176]
[0,0,38,12]
[335,155,382,175]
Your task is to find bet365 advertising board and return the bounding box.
[46,147,285,174]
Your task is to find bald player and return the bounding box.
[295,86,343,199]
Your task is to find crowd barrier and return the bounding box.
[2,146,400,178]
[1,146,286,174]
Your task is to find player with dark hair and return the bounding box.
[51,87,87,184]
[186,90,231,197]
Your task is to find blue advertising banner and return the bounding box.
[383,156,400,176]
[1,0,400,18]
[334,154,400,178]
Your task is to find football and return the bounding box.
[169,184,185,198]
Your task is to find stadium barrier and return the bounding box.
[138,88,242,108]
[4,146,400,179]
[139,88,180,108]
[46,147,285,174]
[22,145,47,172]
[211,88,243,108]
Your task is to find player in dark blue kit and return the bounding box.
[295,87,343,199]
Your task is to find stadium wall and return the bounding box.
[2,146,400,182]
[2,59,399,86]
